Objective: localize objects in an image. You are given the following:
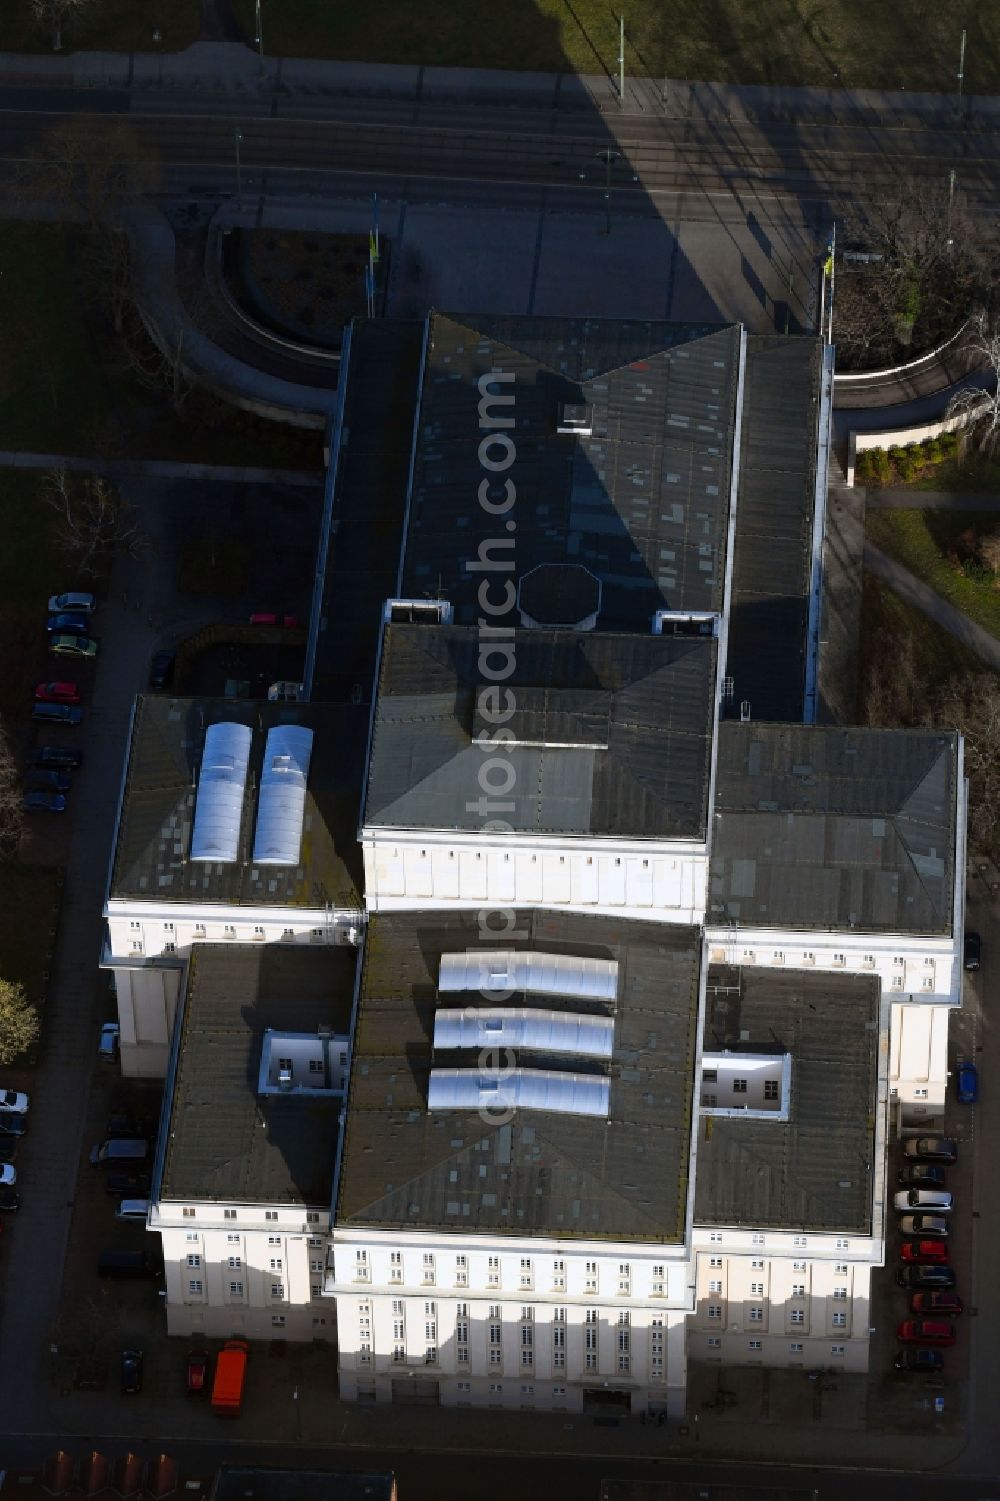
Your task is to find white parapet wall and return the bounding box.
[846,403,987,487]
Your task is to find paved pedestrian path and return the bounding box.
[867,488,1000,510]
[864,542,1000,669]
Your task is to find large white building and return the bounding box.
[108,310,966,1422]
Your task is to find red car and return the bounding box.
[911,1292,963,1316]
[900,1240,949,1264]
[34,681,81,705]
[249,612,301,628]
[186,1347,209,1395]
[896,1319,956,1346]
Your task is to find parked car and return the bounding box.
[0,1187,20,1212]
[903,1137,958,1164]
[897,1264,956,1290]
[186,1348,209,1396]
[35,680,81,704]
[46,612,91,636]
[26,768,71,793]
[120,1348,143,1394]
[98,1022,120,1061]
[32,745,82,770]
[249,612,301,628]
[0,1164,16,1186]
[0,1117,28,1138]
[963,930,981,971]
[0,1090,29,1115]
[894,1189,953,1214]
[956,1060,978,1104]
[897,1164,946,1188]
[31,702,83,726]
[894,1348,945,1372]
[115,1198,150,1223]
[899,1239,949,1264]
[50,634,98,659]
[148,650,175,691]
[23,791,67,814]
[105,1173,151,1198]
[911,1292,963,1316]
[48,591,96,615]
[897,1319,956,1347]
[899,1215,949,1239]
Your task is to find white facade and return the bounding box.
[151,1200,334,1343]
[363,831,707,924]
[328,1234,691,1417]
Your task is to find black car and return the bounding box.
[32,744,82,770]
[0,1117,27,1138]
[894,1348,944,1372]
[149,650,175,691]
[902,1137,958,1165]
[106,1115,153,1141]
[120,1348,143,1394]
[963,930,981,971]
[897,1164,946,1189]
[0,1186,20,1212]
[896,1264,957,1290]
[105,1173,151,1198]
[46,612,91,637]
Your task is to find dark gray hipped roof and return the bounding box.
[401,313,741,630]
[110,695,365,910]
[160,944,357,1206]
[337,910,702,1243]
[695,965,880,1234]
[364,623,717,840]
[710,723,958,934]
[725,336,823,722]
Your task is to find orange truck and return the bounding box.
[210,1339,249,1416]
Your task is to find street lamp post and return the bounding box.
[957,28,967,120]
[234,127,243,204]
[255,0,264,74]
[596,148,621,236]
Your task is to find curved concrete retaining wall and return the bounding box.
[835,321,970,387]
[846,402,988,487]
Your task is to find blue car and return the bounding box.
[957,1061,978,1104]
[46,612,91,636]
[23,791,67,813]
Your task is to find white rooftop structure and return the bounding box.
[427,1066,611,1117]
[433,1007,614,1059]
[252,724,314,866]
[257,1027,351,1096]
[438,950,618,1002]
[189,722,252,864]
[699,1050,791,1121]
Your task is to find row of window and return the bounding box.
[707,1339,848,1356]
[706,1258,850,1275]
[706,1280,849,1299]
[707,1234,852,1250]
[179,1208,321,1224]
[704,1305,848,1328]
[354,1250,663,1295]
[127,920,337,943]
[726,945,936,981]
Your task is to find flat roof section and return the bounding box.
[400,312,741,631]
[694,965,881,1235]
[159,943,357,1206]
[337,909,702,1244]
[109,695,366,910]
[364,623,717,840]
[724,336,823,722]
[710,722,958,934]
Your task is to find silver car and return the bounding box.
[894,1189,953,1214]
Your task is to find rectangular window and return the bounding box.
[751,1258,764,1270]
[706,1337,721,1348]
[268,1235,281,1246]
[833,1287,848,1300]
[833,1312,847,1328]
[227,1234,240,1245]
[617,1355,630,1373]
[306,1212,320,1224]
[311,1260,324,1273]
[182,1208,195,1219]
[763,1080,779,1101]
[488,1255,500,1287]
[831,1345,845,1356]
[707,1304,721,1320]
[265,1211,277,1222]
[835,1264,848,1276]
[553,1352,566,1368]
[750,1281,764,1296]
[224,1209,237,1221]
[748,1340,762,1351]
[749,1307,763,1323]
[793,1261,806,1272]
[228,1256,241,1268]
[188,1280,203,1294]
[733,1079,748,1093]
[552,1258,566,1290]
[789,1342,804,1353]
[792,1284,805,1297]
[270,1258,283,1271]
[836,1240,850,1250]
[752,1234,765,1246]
[709,1233,722,1243]
[790,1309,805,1326]
[709,1256,723,1268]
[229,1281,243,1296]
[271,1283,284,1298]
[585,1261,598,1293]
[793,1236,807,1248]
[424,1346,437,1365]
[186,1254,201,1269]
[708,1279,722,1293]
[272,1316,285,1329]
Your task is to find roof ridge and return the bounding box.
[888,743,954,923]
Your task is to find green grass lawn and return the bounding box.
[910,452,1000,494]
[229,0,1000,92]
[0,222,323,468]
[3,0,200,53]
[865,508,1000,640]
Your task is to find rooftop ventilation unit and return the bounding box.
[189,721,252,863]
[252,724,314,866]
[556,401,593,437]
[438,950,618,1002]
[384,598,454,625]
[652,610,720,638]
[428,1066,610,1117]
[434,1007,614,1059]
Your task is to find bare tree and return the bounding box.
[28,0,101,52]
[0,719,24,859]
[16,116,159,228]
[922,671,1000,856]
[0,979,39,1066]
[946,313,1000,454]
[43,470,146,578]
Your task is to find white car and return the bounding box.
[0,1163,15,1186]
[47,590,96,615]
[0,1089,28,1114]
[894,1189,953,1214]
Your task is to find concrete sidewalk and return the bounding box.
[0,40,998,131]
[867,488,1000,511]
